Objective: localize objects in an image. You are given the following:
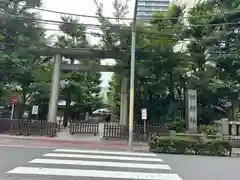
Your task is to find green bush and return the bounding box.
[232,108,240,121]
[168,120,186,133]
[199,124,218,135]
[149,135,232,156]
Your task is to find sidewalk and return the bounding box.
[2,132,240,154]
[232,148,240,156]
[0,133,148,145]
[0,130,149,152]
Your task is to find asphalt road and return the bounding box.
[0,145,240,180]
[160,154,240,180]
[2,146,181,180]
[0,146,51,180]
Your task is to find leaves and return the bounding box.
[1,0,240,123]
[106,0,240,123]
[56,16,102,120]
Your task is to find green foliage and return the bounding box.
[232,108,240,121]
[168,120,186,133]
[0,0,47,117]
[93,0,131,116]
[1,0,240,124]
[56,16,102,124]
[0,2,103,119]
[182,0,240,123]
[199,124,218,135]
[101,0,240,125]
[108,74,121,115]
[149,135,232,156]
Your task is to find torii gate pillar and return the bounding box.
[47,54,62,122]
[120,76,128,125]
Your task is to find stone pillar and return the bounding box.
[85,112,89,121]
[47,54,61,122]
[220,118,229,135]
[231,123,237,135]
[120,76,128,125]
[214,121,222,134]
[185,89,198,133]
[98,122,105,139]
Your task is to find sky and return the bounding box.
[40,0,135,87]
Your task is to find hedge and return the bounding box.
[149,135,232,156]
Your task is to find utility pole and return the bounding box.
[128,0,138,151]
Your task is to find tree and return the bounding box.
[1,0,239,125]
[94,0,135,118]
[56,16,102,125]
[108,74,121,115]
[183,0,240,122]
[205,0,240,119]
[95,1,188,123]
[133,4,189,123]
[30,64,52,120]
[0,0,47,118]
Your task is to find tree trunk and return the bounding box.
[16,90,27,119]
[63,57,74,127]
[63,89,71,127]
[169,72,174,100]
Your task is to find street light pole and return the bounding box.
[128,0,138,151]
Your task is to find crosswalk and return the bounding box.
[7,148,183,180]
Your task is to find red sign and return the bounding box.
[11,96,17,105]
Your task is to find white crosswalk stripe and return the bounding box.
[53,149,158,156]
[29,158,171,169]
[7,148,183,180]
[43,152,164,162]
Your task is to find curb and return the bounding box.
[232,152,240,157]
[0,144,149,152]
[0,135,149,148]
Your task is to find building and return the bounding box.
[136,0,198,21]
[136,0,170,21]
[181,0,198,9]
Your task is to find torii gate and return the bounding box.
[27,47,131,125]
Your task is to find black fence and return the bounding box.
[103,124,128,139]
[103,123,170,141]
[0,119,58,137]
[69,122,99,135]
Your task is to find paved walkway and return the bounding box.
[0,128,148,146]
[232,148,240,156]
[0,128,149,152]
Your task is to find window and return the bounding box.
[146,2,169,6]
[138,1,145,6]
[144,0,169,2]
[138,11,146,15]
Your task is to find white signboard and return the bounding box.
[186,89,197,130]
[32,105,39,115]
[141,108,147,120]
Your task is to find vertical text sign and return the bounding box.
[186,89,197,130]
[32,105,39,115]
[141,108,147,120]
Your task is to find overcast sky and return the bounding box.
[40,0,134,87]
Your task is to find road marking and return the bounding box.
[54,149,157,157]
[43,153,163,162]
[7,167,182,180]
[29,158,171,170]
